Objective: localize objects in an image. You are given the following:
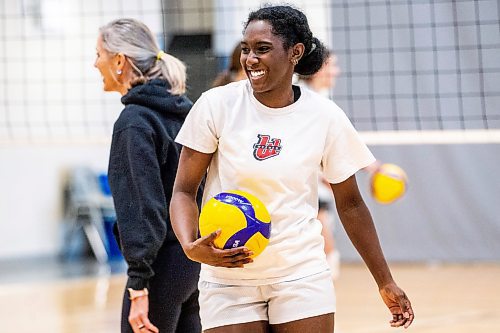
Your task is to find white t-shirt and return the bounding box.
[176,80,375,285]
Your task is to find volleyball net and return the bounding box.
[0,0,499,145]
[328,0,500,144]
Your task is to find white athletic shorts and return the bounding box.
[198,270,336,330]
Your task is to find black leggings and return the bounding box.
[121,243,201,333]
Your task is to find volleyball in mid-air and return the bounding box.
[370,163,408,204]
[199,190,271,258]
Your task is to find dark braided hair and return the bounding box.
[244,5,327,76]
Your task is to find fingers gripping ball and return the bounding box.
[370,163,408,204]
[199,190,271,258]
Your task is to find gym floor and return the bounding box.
[0,260,498,333]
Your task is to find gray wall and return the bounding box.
[336,143,500,262]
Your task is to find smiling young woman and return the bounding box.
[170,5,414,333]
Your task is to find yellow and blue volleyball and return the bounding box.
[199,190,271,258]
[370,163,408,204]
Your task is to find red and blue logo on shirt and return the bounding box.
[253,134,282,161]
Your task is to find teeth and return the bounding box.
[250,70,265,77]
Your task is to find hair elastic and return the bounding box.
[157,50,165,60]
[307,43,316,56]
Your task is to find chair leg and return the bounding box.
[83,221,109,265]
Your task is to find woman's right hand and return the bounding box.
[184,230,254,267]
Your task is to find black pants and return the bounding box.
[121,242,201,333]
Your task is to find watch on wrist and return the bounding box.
[127,288,149,300]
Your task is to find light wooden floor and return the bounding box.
[1,263,499,333]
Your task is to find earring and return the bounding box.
[116,69,122,75]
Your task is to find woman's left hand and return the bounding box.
[128,296,159,333]
[379,282,415,328]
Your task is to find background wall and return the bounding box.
[339,143,500,262]
[0,0,499,262]
[0,144,110,257]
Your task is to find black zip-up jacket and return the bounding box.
[108,79,194,290]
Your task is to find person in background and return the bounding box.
[170,5,414,333]
[297,49,340,96]
[297,49,342,280]
[94,18,201,333]
[211,43,247,87]
[298,51,384,280]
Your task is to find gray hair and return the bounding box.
[99,18,186,95]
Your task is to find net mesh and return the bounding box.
[0,0,164,143]
[330,0,500,133]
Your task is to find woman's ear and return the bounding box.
[115,52,126,72]
[291,43,305,63]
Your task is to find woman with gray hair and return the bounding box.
[95,18,202,333]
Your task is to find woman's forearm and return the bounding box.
[170,191,200,250]
[338,201,394,288]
